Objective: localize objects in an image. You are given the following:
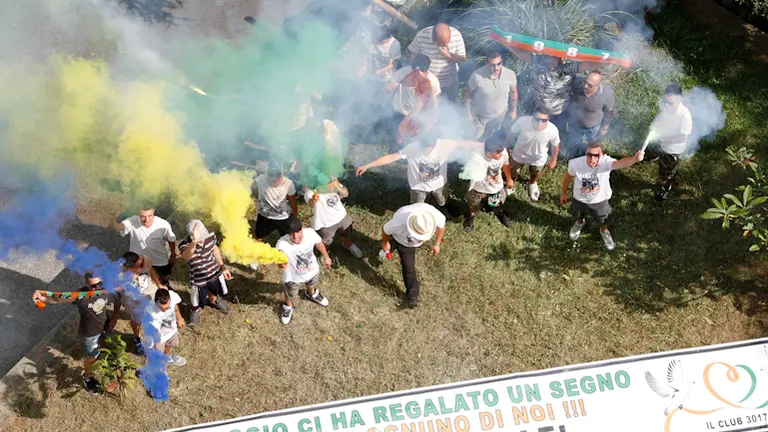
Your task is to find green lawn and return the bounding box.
[3,1,767,431]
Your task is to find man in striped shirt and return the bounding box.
[408,22,467,102]
[179,220,233,326]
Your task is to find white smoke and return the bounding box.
[682,87,726,157]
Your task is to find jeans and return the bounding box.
[393,240,419,304]
[563,124,601,159]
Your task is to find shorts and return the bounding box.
[284,273,320,298]
[645,146,682,183]
[571,199,612,224]
[316,215,353,246]
[155,332,180,353]
[468,187,507,210]
[509,159,543,180]
[254,215,292,239]
[191,273,228,308]
[83,334,101,358]
[153,263,173,279]
[410,186,447,207]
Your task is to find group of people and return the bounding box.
[31,17,695,396]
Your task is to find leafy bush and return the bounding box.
[702,146,768,253]
[91,334,141,400]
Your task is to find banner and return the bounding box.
[167,338,768,432]
[489,26,632,68]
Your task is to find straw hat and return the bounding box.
[407,210,436,242]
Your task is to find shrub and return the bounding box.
[91,334,141,400]
[702,146,768,253]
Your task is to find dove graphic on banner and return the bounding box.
[645,360,697,416]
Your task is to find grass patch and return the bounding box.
[2,0,768,430]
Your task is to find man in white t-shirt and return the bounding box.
[386,54,441,152]
[356,131,482,213]
[275,217,333,325]
[462,130,514,232]
[408,23,467,102]
[145,288,186,366]
[110,206,177,287]
[380,203,446,308]
[644,84,693,201]
[560,141,644,251]
[505,107,561,202]
[303,178,363,259]
[251,162,298,242]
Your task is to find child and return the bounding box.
[463,130,514,232]
[32,273,120,394]
[145,288,186,366]
[275,216,333,325]
[251,161,298,242]
[121,252,162,356]
[303,178,363,258]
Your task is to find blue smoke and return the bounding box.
[0,178,171,401]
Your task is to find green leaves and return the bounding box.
[702,147,768,253]
[91,334,140,401]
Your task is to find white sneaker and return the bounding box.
[345,243,363,259]
[305,289,329,307]
[528,183,540,202]
[600,229,615,251]
[569,220,585,241]
[280,304,294,325]
[168,355,186,366]
[248,263,259,271]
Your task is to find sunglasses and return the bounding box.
[586,152,601,158]
[534,117,549,123]
[89,281,104,289]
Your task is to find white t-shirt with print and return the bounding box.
[146,290,182,344]
[509,117,561,167]
[252,174,296,220]
[567,155,616,204]
[389,66,442,116]
[383,203,447,248]
[120,216,176,267]
[469,149,509,194]
[651,102,693,155]
[304,190,347,230]
[399,139,455,192]
[276,228,322,283]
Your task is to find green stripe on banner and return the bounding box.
[489,26,632,68]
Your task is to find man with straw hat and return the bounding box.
[380,203,446,308]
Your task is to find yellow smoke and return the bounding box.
[114,77,287,265]
[0,57,287,265]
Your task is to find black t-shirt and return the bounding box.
[74,288,116,338]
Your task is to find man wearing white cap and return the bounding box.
[380,203,446,308]
[178,220,233,325]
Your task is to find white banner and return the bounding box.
[167,338,768,432]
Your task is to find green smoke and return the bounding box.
[166,18,348,187]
